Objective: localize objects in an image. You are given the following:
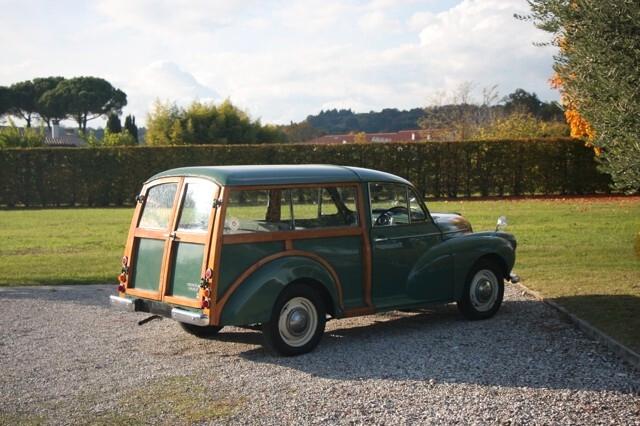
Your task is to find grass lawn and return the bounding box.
[1,198,639,351]
[430,197,640,353]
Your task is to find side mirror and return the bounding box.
[495,216,507,232]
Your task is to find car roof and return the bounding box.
[146,164,411,186]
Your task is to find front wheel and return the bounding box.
[457,260,504,320]
[262,284,326,356]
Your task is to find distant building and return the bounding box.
[43,123,86,147]
[303,129,455,144]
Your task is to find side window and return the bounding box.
[292,186,358,229]
[408,188,428,223]
[224,189,292,234]
[369,183,410,226]
[138,183,178,230]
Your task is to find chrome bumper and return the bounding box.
[171,308,209,326]
[110,295,210,326]
[109,295,135,312]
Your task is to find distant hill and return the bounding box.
[306,108,425,134]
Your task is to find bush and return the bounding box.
[0,138,611,207]
[0,121,45,148]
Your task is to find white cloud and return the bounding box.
[0,0,559,126]
[119,61,219,122]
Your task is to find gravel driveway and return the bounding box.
[1,284,639,425]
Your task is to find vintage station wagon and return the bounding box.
[110,165,518,355]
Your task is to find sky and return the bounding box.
[0,0,558,126]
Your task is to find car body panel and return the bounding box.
[114,164,517,333]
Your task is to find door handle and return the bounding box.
[374,237,389,243]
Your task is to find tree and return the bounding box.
[124,114,138,142]
[32,77,65,128]
[8,80,37,127]
[145,100,181,145]
[0,86,12,118]
[524,0,640,192]
[477,112,569,139]
[278,120,323,143]
[45,77,127,132]
[146,99,285,145]
[106,113,122,133]
[102,130,136,146]
[0,119,44,148]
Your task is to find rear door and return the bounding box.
[126,177,219,307]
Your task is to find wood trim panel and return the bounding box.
[223,226,362,244]
[126,287,161,300]
[210,250,344,325]
[285,239,294,251]
[157,177,186,299]
[356,184,373,308]
[209,187,229,311]
[133,228,168,239]
[163,295,202,308]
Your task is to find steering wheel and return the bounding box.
[375,206,409,226]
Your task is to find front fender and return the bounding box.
[449,233,516,299]
[219,255,341,326]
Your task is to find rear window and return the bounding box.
[224,186,358,234]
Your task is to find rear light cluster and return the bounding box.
[118,256,129,293]
[200,268,214,309]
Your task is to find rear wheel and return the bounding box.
[179,322,223,338]
[457,260,504,320]
[262,284,326,356]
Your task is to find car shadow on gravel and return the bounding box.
[235,299,640,394]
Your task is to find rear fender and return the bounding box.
[219,255,341,326]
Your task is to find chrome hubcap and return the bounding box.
[278,297,318,347]
[469,269,499,312]
[287,308,309,335]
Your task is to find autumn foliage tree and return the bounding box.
[524,0,640,193]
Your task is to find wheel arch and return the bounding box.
[215,253,342,326]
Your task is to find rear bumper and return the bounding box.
[109,295,210,326]
[109,295,135,312]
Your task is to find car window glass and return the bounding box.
[224,189,292,234]
[138,183,178,230]
[292,187,358,229]
[409,188,427,223]
[369,183,409,226]
[176,181,216,232]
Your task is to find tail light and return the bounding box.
[117,284,126,293]
[200,298,210,309]
[118,273,127,283]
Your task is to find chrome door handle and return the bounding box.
[374,237,389,242]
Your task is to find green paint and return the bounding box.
[167,242,204,299]
[217,241,283,299]
[220,255,341,325]
[293,237,364,308]
[148,165,410,187]
[130,238,164,292]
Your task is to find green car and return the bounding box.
[110,165,518,356]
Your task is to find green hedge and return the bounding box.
[0,138,611,207]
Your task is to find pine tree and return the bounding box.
[124,114,138,142]
[106,113,122,133]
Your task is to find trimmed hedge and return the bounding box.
[0,138,611,207]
